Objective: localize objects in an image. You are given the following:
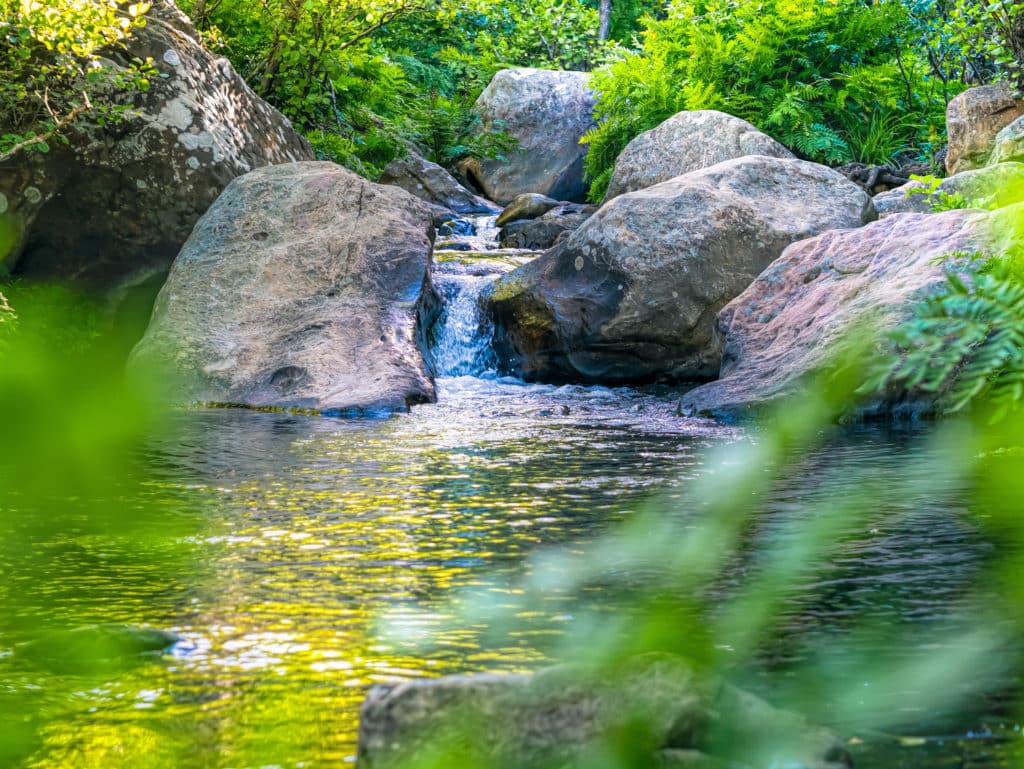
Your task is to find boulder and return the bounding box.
[487,156,874,384]
[604,110,794,200]
[945,83,1024,175]
[458,69,596,205]
[872,162,1024,217]
[0,0,313,293]
[379,153,497,215]
[989,113,1024,165]
[500,206,591,249]
[496,193,561,226]
[131,162,438,415]
[681,209,991,419]
[357,655,850,769]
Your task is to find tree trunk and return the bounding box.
[598,0,612,41]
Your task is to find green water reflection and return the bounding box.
[2,380,1009,768]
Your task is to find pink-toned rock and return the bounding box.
[681,209,992,419]
[945,83,1024,175]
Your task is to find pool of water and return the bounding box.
[5,374,1019,769]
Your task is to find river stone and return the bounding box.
[458,68,596,204]
[872,162,1024,217]
[496,193,561,226]
[487,155,874,384]
[945,83,1024,175]
[681,209,993,419]
[131,162,438,414]
[379,153,497,215]
[603,110,794,200]
[357,655,850,769]
[0,0,313,292]
[500,206,591,249]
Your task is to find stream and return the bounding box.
[7,216,1023,768]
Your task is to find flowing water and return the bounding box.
[6,217,1023,769]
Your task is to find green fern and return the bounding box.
[868,263,1024,422]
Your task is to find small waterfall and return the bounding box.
[429,273,498,376]
[429,213,539,378]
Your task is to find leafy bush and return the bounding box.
[0,0,155,162]
[582,0,954,200]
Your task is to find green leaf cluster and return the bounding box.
[0,0,155,161]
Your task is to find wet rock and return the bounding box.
[131,162,438,414]
[945,83,1024,174]
[500,206,591,249]
[437,218,477,237]
[496,193,560,226]
[357,655,851,769]
[458,68,596,204]
[0,0,313,293]
[604,110,794,200]
[873,162,1024,217]
[379,153,497,215]
[681,209,993,419]
[488,155,874,384]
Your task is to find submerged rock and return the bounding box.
[0,0,313,293]
[379,153,497,215]
[945,83,1024,174]
[131,162,438,414]
[603,110,794,200]
[18,624,180,672]
[873,162,1024,217]
[681,209,992,419]
[488,155,873,384]
[458,69,596,204]
[357,655,851,769]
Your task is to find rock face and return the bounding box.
[357,656,850,769]
[945,83,1024,175]
[872,162,1024,217]
[488,156,874,383]
[131,162,438,415]
[379,153,497,215]
[603,110,794,200]
[681,210,990,419]
[458,69,596,205]
[0,0,313,291]
[500,206,591,249]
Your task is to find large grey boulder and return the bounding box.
[945,83,1024,175]
[487,156,874,384]
[131,162,438,415]
[681,209,992,419]
[603,110,794,200]
[357,656,850,769]
[0,0,313,292]
[458,69,596,205]
[379,153,497,215]
[872,162,1024,217]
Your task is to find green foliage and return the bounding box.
[867,201,1024,421]
[0,0,156,162]
[906,173,971,211]
[582,0,956,200]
